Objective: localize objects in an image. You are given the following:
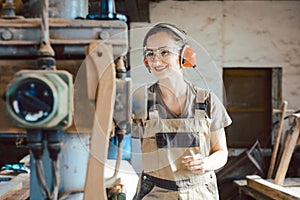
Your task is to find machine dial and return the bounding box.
[8,78,55,123]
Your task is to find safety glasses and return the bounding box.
[144,47,181,62]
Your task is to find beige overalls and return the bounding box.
[134,88,219,200]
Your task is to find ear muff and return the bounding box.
[143,23,197,69]
[144,57,151,73]
[181,45,196,68]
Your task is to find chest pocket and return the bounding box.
[155,132,200,148]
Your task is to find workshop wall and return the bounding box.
[129,0,300,174]
[130,1,300,110]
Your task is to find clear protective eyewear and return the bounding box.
[144,47,181,62]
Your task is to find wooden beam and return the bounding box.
[4,174,30,200]
[246,175,300,200]
[274,114,300,185]
[268,101,288,178]
[234,180,272,200]
[0,182,22,200]
[83,43,116,200]
[0,174,29,200]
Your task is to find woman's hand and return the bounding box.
[182,154,207,174]
[182,128,228,174]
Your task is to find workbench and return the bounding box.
[234,176,300,200]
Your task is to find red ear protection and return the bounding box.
[181,45,196,68]
[144,57,151,72]
[144,23,197,69]
[144,57,147,65]
[144,57,149,68]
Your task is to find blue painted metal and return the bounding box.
[30,132,89,200]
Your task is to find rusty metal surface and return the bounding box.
[28,0,88,19]
[0,17,128,134]
[0,18,128,58]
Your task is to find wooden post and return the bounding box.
[268,101,288,178]
[83,42,116,200]
[274,114,300,185]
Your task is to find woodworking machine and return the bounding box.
[0,0,132,199]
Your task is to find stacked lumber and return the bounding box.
[0,173,29,200]
[234,112,300,200]
[246,175,300,200]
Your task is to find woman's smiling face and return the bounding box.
[145,31,182,80]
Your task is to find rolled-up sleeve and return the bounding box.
[209,92,232,132]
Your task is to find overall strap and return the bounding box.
[194,87,212,158]
[147,89,159,119]
[195,87,210,111]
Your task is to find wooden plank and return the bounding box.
[0,174,29,200]
[234,180,272,200]
[268,101,288,178]
[0,182,22,200]
[227,107,265,113]
[239,186,272,200]
[234,178,300,200]
[272,109,295,114]
[4,174,30,200]
[274,115,300,185]
[246,175,300,200]
[83,43,116,200]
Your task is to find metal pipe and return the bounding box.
[100,0,116,17]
